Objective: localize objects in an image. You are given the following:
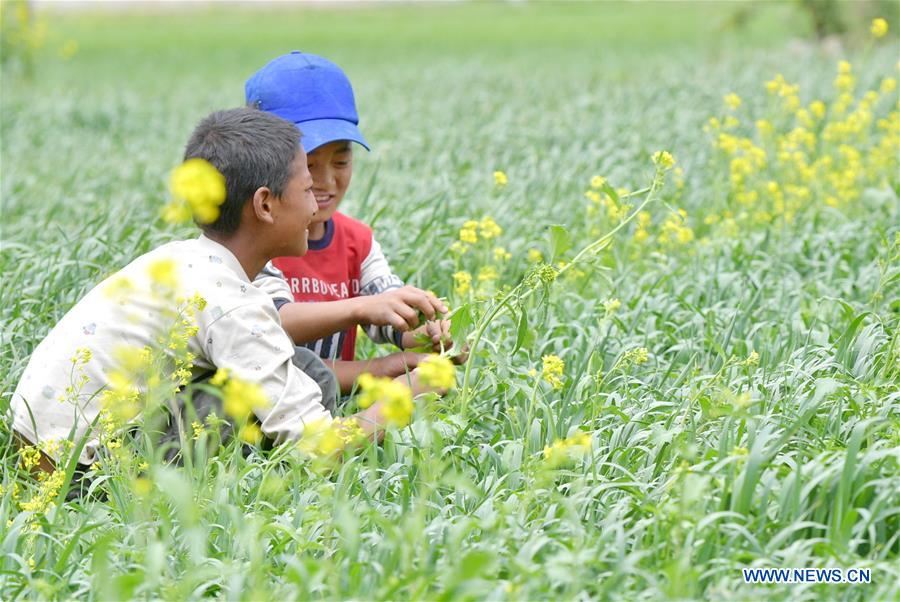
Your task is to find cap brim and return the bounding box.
[294,118,370,153]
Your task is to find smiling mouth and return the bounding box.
[315,195,334,208]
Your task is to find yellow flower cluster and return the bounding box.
[707,61,898,230]
[541,354,565,390]
[658,209,694,246]
[477,265,499,283]
[871,18,888,39]
[162,158,227,225]
[57,347,93,403]
[18,470,65,516]
[652,150,676,170]
[417,355,456,389]
[356,373,415,428]
[210,368,270,421]
[493,170,509,187]
[459,220,479,244]
[543,431,591,468]
[147,258,179,289]
[297,417,366,458]
[724,93,742,110]
[624,347,649,366]
[633,210,652,243]
[584,173,634,231]
[19,446,42,470]
[453,270,472,296]
[99,345,149,423]
[603,298,621,314]
[479,216,502,239]
[493,246,512,262]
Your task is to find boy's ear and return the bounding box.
[251,186,276,225]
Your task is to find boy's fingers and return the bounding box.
[402,291,436,321]
[394,303,419,329]
[388,314,409,332]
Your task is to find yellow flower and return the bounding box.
[625,347,649,366]
[585,190,602,204]
[417,355,456,390]
[103,275,135,301]
[479,216,502,239]
[871,18,888,38]
[477,265,499,282]
[527,248,543,263]
[19,446,41,470]
[450,241,469,255]
[724,92,742,110]
[210,368,229,386]
[603,298,621,314]
[590,175,607,189]
[459,224,478,244]
[659,209,694,246]
[113,344,150,374]
[809,100,826,120]
[541,354,565,390]
[355,374,414,427]
[168,158,227,224]
[297,417,364,457]
[652,150,676,170]
[881,77,897,94]
[493,170,508,187]
[147,258,179,289]
[215,373,270,420]
[161,201,192,225]
[132,477,152,497]
[239,423,262,445]
[70,347,92,365]
[493,246,512,262]
[543,431,591,467]
[191,421,204,440]
[453,271,472,296]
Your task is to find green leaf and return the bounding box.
[449,303,472,343]
[548,224,572,262]
[601,181,620,204]
[512,307,532,354]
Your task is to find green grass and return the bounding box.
[2,2,899,600]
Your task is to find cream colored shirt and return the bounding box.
[11,235,331,464]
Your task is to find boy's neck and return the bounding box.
[204,230,267,281]
[308,219,328,241]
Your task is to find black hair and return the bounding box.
[183,108,301,234]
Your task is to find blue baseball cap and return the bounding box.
[245,51,369,153]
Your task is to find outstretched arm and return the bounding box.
[324,352,429,394]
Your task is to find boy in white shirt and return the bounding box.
[10,108,413,470]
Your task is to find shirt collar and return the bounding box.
[196,234,251,283]
[307,218,335,251]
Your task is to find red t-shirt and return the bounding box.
[269,211,403,361]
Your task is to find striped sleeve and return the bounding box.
[359,236,405,347]
[253,261,294,304]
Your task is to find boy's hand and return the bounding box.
[402,319,453,352]
[353,286,447,331]
[377,351,430,376]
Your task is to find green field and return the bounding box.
[2,2,899,600]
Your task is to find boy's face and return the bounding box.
[273,150,318,256]
[306,140,353,223]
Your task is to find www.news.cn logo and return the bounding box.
[742,567,871,584]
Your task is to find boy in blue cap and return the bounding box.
[247,52,463,394]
